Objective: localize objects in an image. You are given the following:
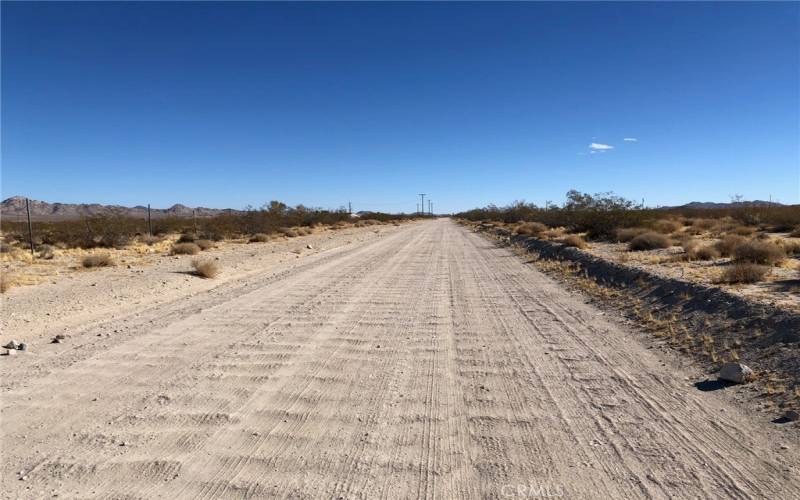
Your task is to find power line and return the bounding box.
[418,193,426,215]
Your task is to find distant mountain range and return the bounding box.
[676,200,785,209]
[1,196,243,220]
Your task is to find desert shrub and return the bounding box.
[628,232,671,251]
[691,218,717,230]
[733,240,785,265]
[171,243,201,255]
[720,263,769,284]
[616,227,648,242]
[0,242,15,253]
[715,235,748,257]
[653,219,682,234]
[195,239,214,251]
[561,235,587,249]
[177,233,197,243]
[81,253,115,268]
[296,227,311,236]
[249,233,271,243]
[542,229,564,240]
[790,227,800,238]
[729,225,756,236]
[279,227,298,238]
[192,259,220,278]
[37,244,55,260]
[515,222,547,236]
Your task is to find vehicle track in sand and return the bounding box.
[2,219,798,498]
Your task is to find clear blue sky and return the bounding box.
[2,2,798,213]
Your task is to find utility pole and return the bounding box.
[193,209,198,235]
[348,201,352,215]
[25,198,34,257]
[418,194,426,216]
[429,200,433,215]
[147,204,152,236]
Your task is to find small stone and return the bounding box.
[52,338,63,344]
[780,444,790,450]
[55,334,66,340]
[718,362,755,384]
[782,410,800,422]
[306,244,313,249]
[18,342,27,351]
[3,340,20,350]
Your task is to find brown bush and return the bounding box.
[191,259,220,278]
[715,235,748,257]
[249,233,271,243]
[628,232,671,251]
[733,240,785,265]
[177,233,196,243]
[515,222,547,236]
[171,243,201,255]
[720,263,769,284]
[195,239,214,251]
[81,253,115,268]
[790,227,800,238]
[279,227,298,238]
[616,227,648,242]
[652,219,682,234]
[0,242,15,253]
[561,235,587,249]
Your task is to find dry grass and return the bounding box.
[733,240,785,265]
[81,253,115,268]
[616,227,648,242]
[279,227,298,238]
[191,259,220,278]
[177,233,197,243]
[779,238,800,256]
[561,234,588,249]
[515,222,548,236]
[628,232,671,251]
[720,263,770,284]
[790,227,800,238]
[715,234,748,257]
[171,242,201,255]
[195,239,215,250]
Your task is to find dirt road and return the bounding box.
[2,219,798,498]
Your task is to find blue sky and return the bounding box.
[2,2,798,213]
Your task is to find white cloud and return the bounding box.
[589,142,614,151]
[623,137,638,142]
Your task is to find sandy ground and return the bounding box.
[1,219,798,498]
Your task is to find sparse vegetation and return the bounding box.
[191,259,220,278]
[81,253,115,268]
[628,232,671,251]
[171,243,201,255]
[652,219,682,234]
[720,263,770,284]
